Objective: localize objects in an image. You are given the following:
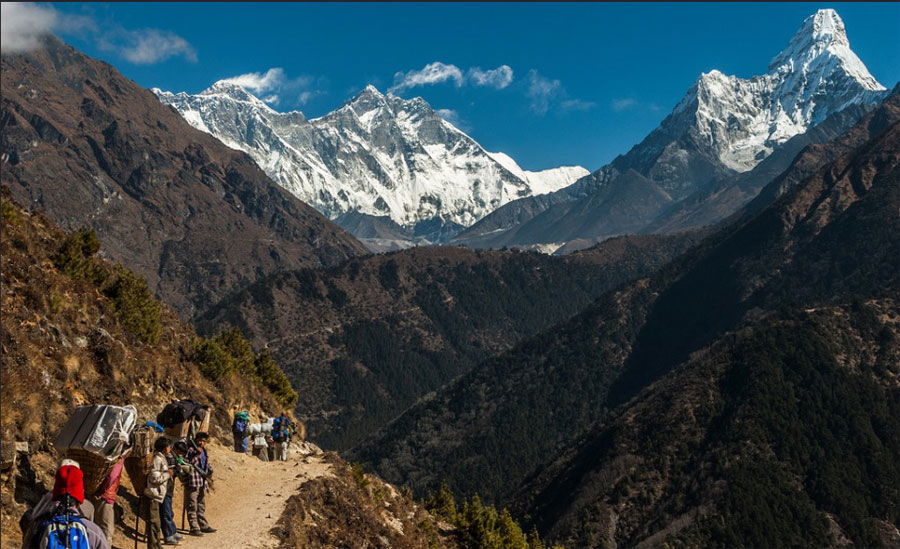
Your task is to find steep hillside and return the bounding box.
[1,36,366,319]
[0,193,457,549]
[351,91,900,546]
[518,303,900,547]
[0,193,291,540]
[198,235,702,450]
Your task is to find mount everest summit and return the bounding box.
[155,83,586,245]
[454,9,889,251]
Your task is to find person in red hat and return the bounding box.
[19,460,110,549]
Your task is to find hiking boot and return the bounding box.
[163,536,180,545]
[200,526,218,533]
[189,529,204,536]
[174,534,184,541]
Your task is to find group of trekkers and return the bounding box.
[145,433,216,547]
[18,406,294,548]
[19,432,216,549]
[231,412,294,462]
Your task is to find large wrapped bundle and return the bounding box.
[54,405,137,493]
[54,405,137,458]
[249,417,274,435]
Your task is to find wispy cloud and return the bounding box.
[435,108,471,131]
[526,70,562,115]
[390,61,515,93]
[611,97,661,113]
[467,65,514,89]
[526,70,595,116]
[218,67,323,107]
[611,98,638,111]
[107,28,197,65]
[0,2,196,64]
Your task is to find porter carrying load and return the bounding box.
[156,400,211,440]
[53,405,137,494]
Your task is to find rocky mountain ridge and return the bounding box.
[156,83,587,243]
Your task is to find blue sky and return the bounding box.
[40,2,900,170]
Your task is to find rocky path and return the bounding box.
[119,442,331,549]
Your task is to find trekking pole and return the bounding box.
[133,512,139,549]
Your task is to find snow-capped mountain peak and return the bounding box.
[155,83,586,238]
[198,80,278,109]
[769,9,884,92]
[676,8,887,175]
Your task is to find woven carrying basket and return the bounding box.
[63,448,118,495]
[124,453,154,496]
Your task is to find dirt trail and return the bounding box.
[119,442,331,549]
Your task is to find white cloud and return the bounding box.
[467,65,514,89]
[390,62,516,93]
[612,98,637,111]
[218,67,322,107]
[1,2,58,53]
[526,70,562,115]
[390,62,465,93]
[1,2,196,64]
[220,68,291,94]
[115,28,197,65]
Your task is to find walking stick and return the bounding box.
[134,512,139,549]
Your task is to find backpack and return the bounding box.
[37,507,90,549]
[232,418,248,437]
[273,417,292,442]
[156,400,208,428]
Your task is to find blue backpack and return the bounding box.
[273,417,288,442]
[38,512,90,549]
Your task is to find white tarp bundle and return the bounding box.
[54,405,137,459]
[249,417,275,435]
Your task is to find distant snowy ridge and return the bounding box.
[488,152,588,196]
[155,83,585,236]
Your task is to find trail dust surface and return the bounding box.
[120,441,331,549]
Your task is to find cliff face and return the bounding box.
[1,36,366,320]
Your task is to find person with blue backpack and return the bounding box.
[272,413,292,461]
[232,411,250,453]
[19,460,110,549]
